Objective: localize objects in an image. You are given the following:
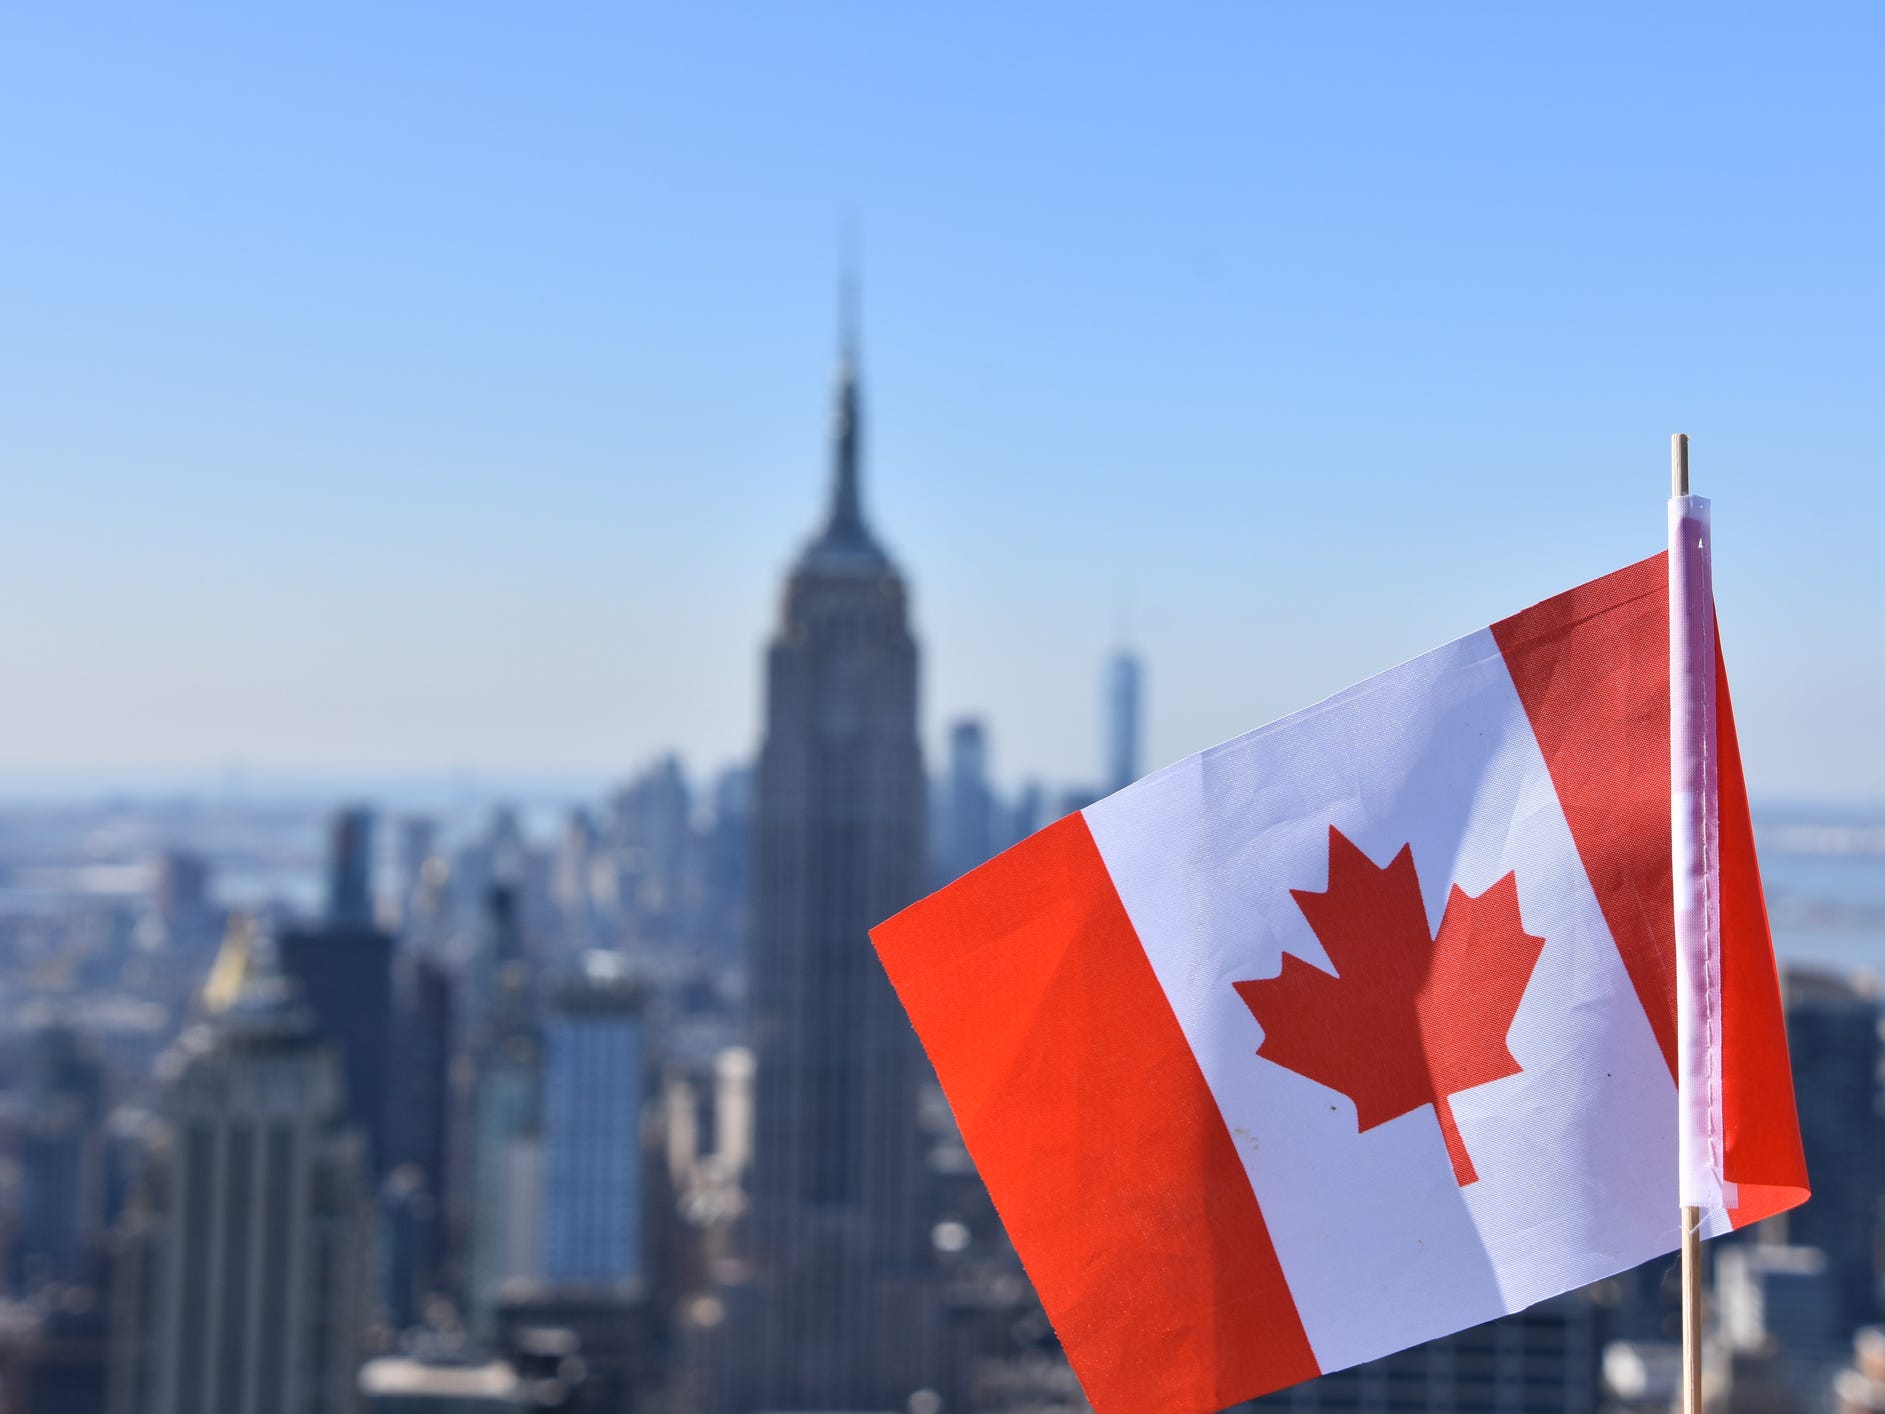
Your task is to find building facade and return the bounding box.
[1780,965,1885,1333]
[467,966,543,1337]
[11,1024,108,1291]
[110,919,372,1414]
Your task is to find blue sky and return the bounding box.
[2,2,1880,799]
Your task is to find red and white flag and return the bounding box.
[872,549,1807,1414]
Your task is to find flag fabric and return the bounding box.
[870,552,1808,1414]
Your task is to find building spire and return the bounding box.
[822,256,868,546]
[840,249,860,372]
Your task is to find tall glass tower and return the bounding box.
[1104,647,1143,795]
[540,957,647,1289]
[726,294,941,1411]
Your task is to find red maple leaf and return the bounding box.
[1233,826,1546,1186]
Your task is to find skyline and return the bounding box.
[3,4,1882,799]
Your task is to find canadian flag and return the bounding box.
[871,546,1808,1413]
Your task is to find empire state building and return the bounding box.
[726,301,943,1410]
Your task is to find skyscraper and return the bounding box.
[540,955,648,1289]
[1104,647,1143,795]
[386,949,455,1322]
[611,754,695,942]
[393,815,438,931]
[11,1022,108,1291]
[468,962,542,1336]
[466,879,529,1039]
[325,805,375,929]
[110,918,371,1414]
[723,292,942,1411]
[942,717,996,883]
[281,805,396,1179]
[699,766,754,964]
[551,808,600,958]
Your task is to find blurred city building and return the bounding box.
[0,1287,111,1414]
[1778,966,1885,1335]
[697,767,753,967]
[609,757,695,948]
[540,957,648,1292]
[940,718,996,884]
[1719,1243,1846,1409]
[150,851,213,939]
[109,918,372,1413]
[1104,647,1143,796]
[468,964,543,1337]
[552,810,602,961]
[326,806,378,931]
[281,807,398,1179]
[9,1023,108,1294]
[465,881,530,1042]
[1835,1326,1885,1413]
[713,298,945,1412]
[395,817,441,933]
[1250,1293,1604,1414]
[387,948,456,1320]
[494,1293,658,1413]
[1004,780,1048,852]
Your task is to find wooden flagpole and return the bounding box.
[1673,431,1704,1414]
[1682,1202,1703,1414]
